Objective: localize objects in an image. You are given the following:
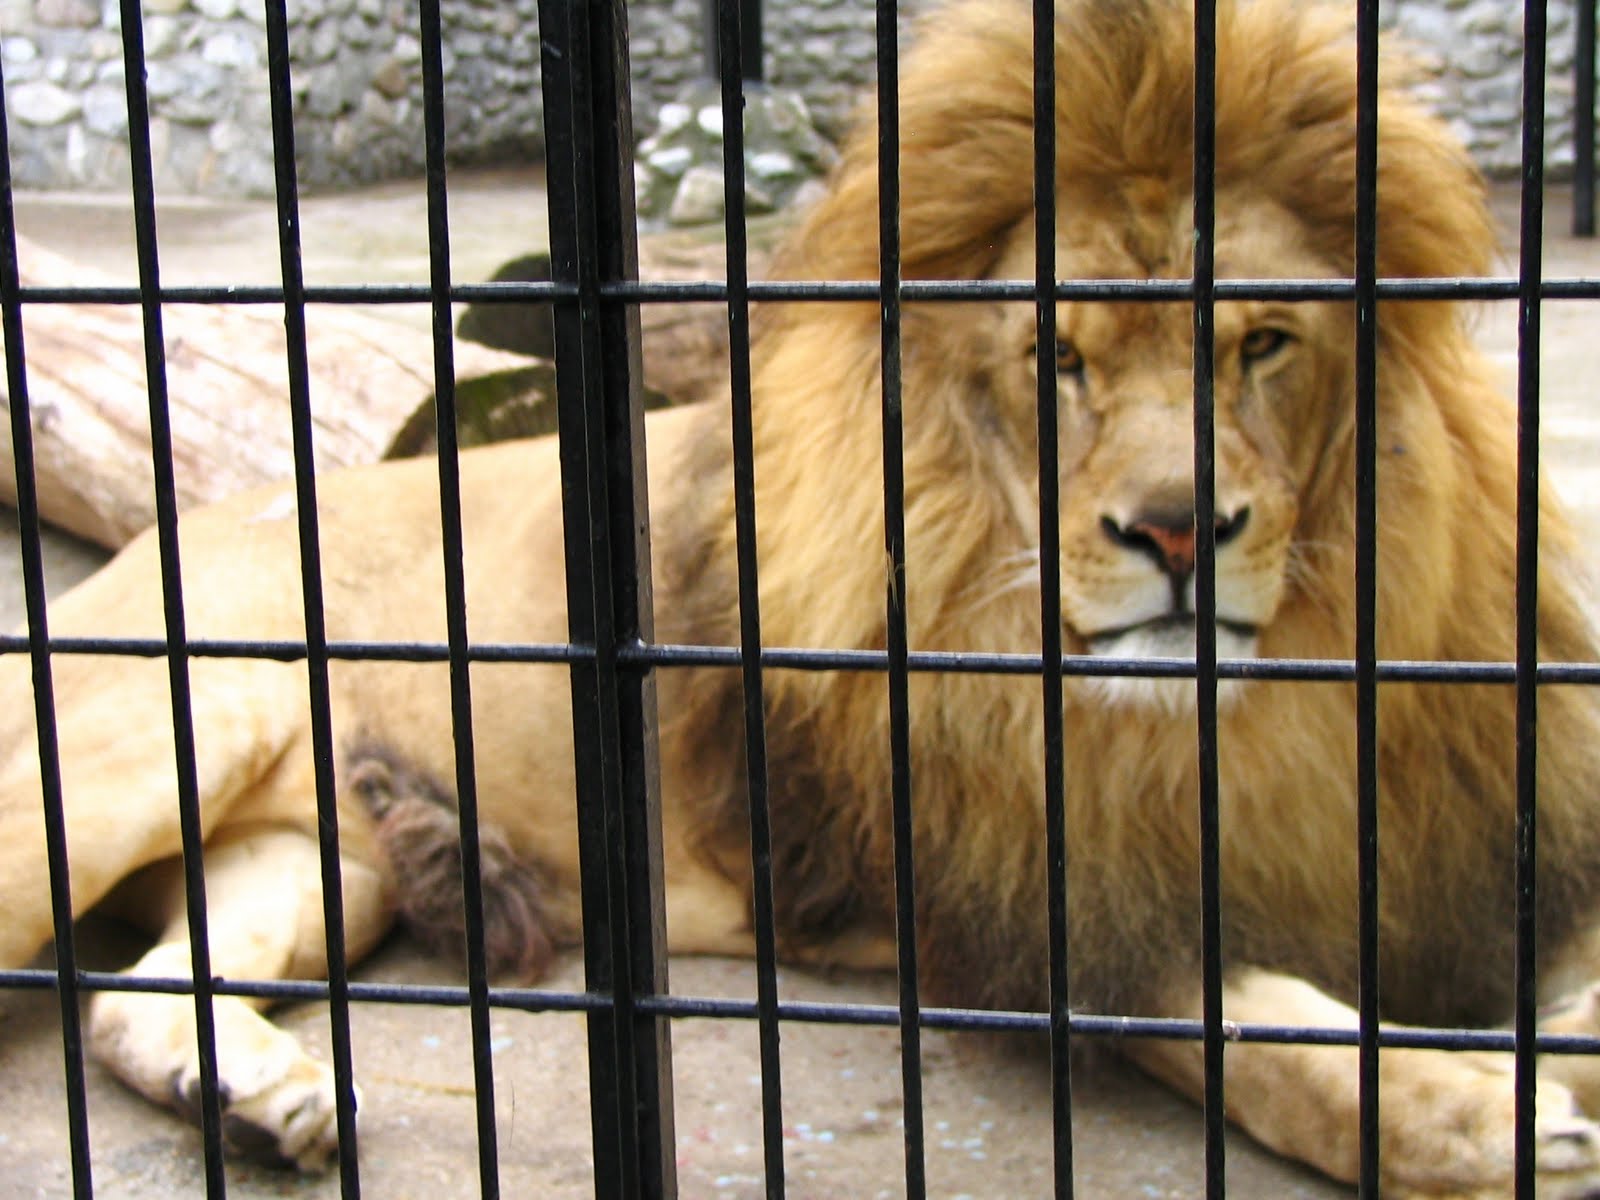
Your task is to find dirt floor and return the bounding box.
[5,174,1600,1198]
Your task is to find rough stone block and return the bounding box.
[35,0,97,28]
[8,79,81,125]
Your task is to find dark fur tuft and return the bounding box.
[347,743,565,982]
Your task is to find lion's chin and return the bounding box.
[1080,619,1258,716]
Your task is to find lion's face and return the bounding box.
[985,190,1353,710]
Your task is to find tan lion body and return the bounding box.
[10,0,1600,1193]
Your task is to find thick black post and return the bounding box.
[702,0,763,81]
[1576,0,1595,236]
[537,0,677,1197]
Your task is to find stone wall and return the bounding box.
[1388,0,1588,176]
[0,0,1596,196]
[0,0,547,194]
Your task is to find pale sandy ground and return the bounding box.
[1,175,1597,1199]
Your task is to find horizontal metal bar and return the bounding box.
[19,274,1600,307]
[6,632,1600,685]
[7,967,1598,1055]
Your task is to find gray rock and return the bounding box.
[82,85,128,135]
[371,57,411,98]
[656,101,691,135]
[668,164,725,225]
[8,80,81,125]
[743,176,774,214]
[35,0,99,28]
[358,87,406,129]
[3,37,37,63]
[193,0,235,17]
[748,149,798,181]
[341,13,374,46]
[201,28,261,69]
[308,17,346,62]
[143,59,186,100]
[0,0,34,36]
[2,56,40,82]
[696,104,723,137]
[142,13,182,55]
[645,144,693,179]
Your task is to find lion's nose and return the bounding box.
[1100,505,1251,579]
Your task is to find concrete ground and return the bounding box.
[2,174,1599,1199]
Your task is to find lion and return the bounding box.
[7,0,1600,1193]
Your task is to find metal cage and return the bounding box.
[1,0,1597,1197]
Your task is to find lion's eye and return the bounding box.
[1055,338,1085,377]
[1240,327,1291,366]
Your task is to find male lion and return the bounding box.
[7,0,1600,1193]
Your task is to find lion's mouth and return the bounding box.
[1083,611,1259,651]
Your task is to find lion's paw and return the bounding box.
[1530,1118,1600,1200]
[1542,985,1600,1038]
[170,1038,354,1171]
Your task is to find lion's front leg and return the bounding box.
[87,827,391,1170]
[1121,968,1600,1199]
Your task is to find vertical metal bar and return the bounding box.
[1189,2,1225,1197]
[1352,1,1383,1195]
[874,1,927,1196]
[415,1,503,1195]
[1575,0,1595,237]
[538,0,677,1195]
[702,0,763,82]
[1031,3,1073,1196]
[0,59,95,1200]
[117,2,229,1192]
[741,0,764,82]
[259,8,363,1192]
[714,0,787,1195]
[1514,0,1549,1195]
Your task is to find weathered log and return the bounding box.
[454,225,780,409]
[0,238,530,549]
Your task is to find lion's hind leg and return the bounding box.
[87,825,390,1170]
[1124,969,1600,1199]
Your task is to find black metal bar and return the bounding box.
[1352,0,1382,1195]
[1190,3,1225,1197]
[259,6,364,1192]
[874,1,927,1196]
[414,0,504,1194]
[36,271,1600,307]
[117,1,229,1190]
[0,57,96,1200]
[539,0,677,1195]
[20,631,1600,686]
[1576,0,1595,236]
[12,958,1600,1050]
[1030,2,1074,1196]
[715,0,788,1194]
[702,0,763,82]
[1514,0,1549,1194]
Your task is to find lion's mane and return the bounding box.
[674,0,1600,1022]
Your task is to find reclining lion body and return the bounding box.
[9,0,1600,1192]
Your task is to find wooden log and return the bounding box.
[455,226,780,408]
[0,238,530,549]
